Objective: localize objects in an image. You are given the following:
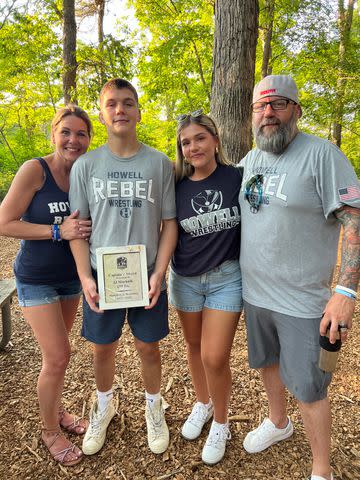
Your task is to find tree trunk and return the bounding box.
[97,0,105,44]
[331,0,355,147]
[211,0,259,163]
[96,0,106,85]
[62,0,77,104]
[261,0,275,78]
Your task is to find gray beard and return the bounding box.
[253,114,298,154]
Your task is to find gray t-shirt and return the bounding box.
[69,143,176,274]
[239,132,360,318]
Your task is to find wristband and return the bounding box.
[334,287,356,300]
[335,285,357,299]
[51,224,62,242]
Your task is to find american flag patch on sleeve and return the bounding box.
[338,185,360,201]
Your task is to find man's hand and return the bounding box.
[320,292,355,343]
[145,271,163,309]
[81,275,103,313]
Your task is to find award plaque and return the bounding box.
[96,245,149,310]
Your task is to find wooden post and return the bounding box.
[0,279,16,350]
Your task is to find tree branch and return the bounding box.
[191,40,211,104]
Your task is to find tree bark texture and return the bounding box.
[97,0,105,44]
[211,0,259,163]
[96,0,106,84]
[62,0,77,104]
[331,0,355,148]
[261,0,275,78]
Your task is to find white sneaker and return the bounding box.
[243,417,293,454]
[201,422,231,465]
[181,401,214,440]
[82,399,116,455]
[145,398,169,454]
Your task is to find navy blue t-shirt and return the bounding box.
[172,164,242,276]
[14,158,78,284]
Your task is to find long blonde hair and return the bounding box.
[175,113,232,182]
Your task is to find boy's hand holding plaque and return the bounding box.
[96,245,149,310]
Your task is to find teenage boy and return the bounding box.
[69,78,177,456]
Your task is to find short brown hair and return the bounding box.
[51,104,92,138]
[100,78,139,105]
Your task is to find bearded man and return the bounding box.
[239,75,360,480]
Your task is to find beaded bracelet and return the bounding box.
[51,224,62,242]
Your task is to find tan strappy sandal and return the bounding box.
[59,406,88,435]
[42,428,83,466]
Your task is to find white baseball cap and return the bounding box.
[253,75,299,104]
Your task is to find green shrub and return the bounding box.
[0,171,14,201]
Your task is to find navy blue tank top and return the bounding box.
[14,158,78,284]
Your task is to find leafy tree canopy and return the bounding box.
[0,0,358,200]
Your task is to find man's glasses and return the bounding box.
[244,174,264,213]
[252,99,296,113]
[177,109,203,123]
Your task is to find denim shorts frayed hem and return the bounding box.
[172,301,242,313]
[169,260,243,313]
[15,278,81,307]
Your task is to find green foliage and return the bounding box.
[128,0,213,159]
[0,10,62,178]
[0,1,134,188]
[256,0,359,173]
[77,34,135,109]
[0,170,14,201]
[0,0,358,203]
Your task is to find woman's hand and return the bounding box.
[60,210,92,240]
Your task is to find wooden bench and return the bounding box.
[0,278,16,350]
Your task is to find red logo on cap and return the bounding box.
[260,88,276,95]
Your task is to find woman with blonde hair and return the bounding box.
[169,110,243,465]
[0,105,92,466]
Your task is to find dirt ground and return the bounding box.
[0,236,359,480]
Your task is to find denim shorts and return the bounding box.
[169,259,243,313]
[16,278,82,307]
[82,270,169,344]
[244,301,332,403]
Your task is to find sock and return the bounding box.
[311,475,333,480]
[197,399,212,409]
[97,388,113,413]
[145,391,161,408]
[210,420,229,433]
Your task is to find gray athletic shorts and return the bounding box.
[244,301,332,403]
